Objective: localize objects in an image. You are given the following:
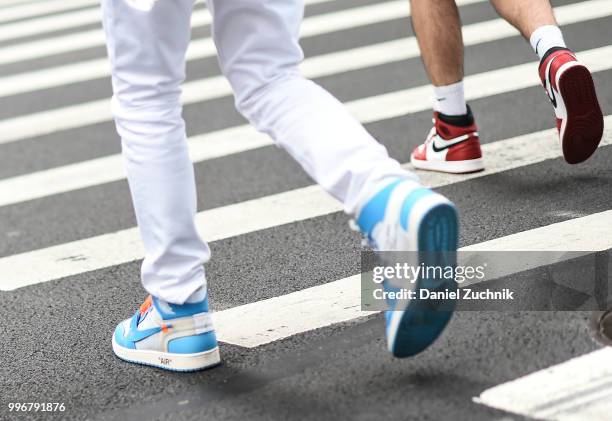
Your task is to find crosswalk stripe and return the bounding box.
[303,0,612,78]
[0,125,270,207]
[1,118,610,291]
[0,0,351,7]
[0,0,606,99]
[0,0,485,67]
[0,0,95,24]
[0,27,104,66]
[0,46,609,208]
[0,0,45,9]
[0,0,337,22]
[0,0,342,44]
[349,46,612,124]
[0,44,609,146]
[214,209,612,347]
[0,7,103,43]
[474,348,612,421]
[215,274,369,347]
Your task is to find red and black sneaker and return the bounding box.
[411,107,484,174]
[539,47,604,164]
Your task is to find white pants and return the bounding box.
[101,0,415,304]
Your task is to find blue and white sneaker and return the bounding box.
[112,295,221,372]
[355,178,458,358]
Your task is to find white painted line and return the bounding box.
[0,44,610,146]
[0,0,45,9]
[24,0,351,11]
[0,7,103,43]
[0,41,609,198]
[0,0,485,67]
[350,45,612,125]
[215,208,612,347]
[463,217,612,252]
[0,0,339,44]
[0,28,105,66]
[475,348,612,421]
[214,275,369,347]
[1,119,611,291]
[0,0,96,24]
[0,59,113,98]
[0,0,605,98]
[0,126,271,207]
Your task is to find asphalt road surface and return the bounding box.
[0,0,611,420]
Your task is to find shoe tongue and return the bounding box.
[137,305,159,330]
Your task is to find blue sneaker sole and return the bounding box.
[389,202,458,358]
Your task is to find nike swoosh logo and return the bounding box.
[431,134,471,153]
[126,326,162,342]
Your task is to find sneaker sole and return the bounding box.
[558,64,604,164]
[388,199,458,358]
[112,336,221,372]
[411,155,484,174]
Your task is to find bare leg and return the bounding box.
[490,0,603,166]
[410,0,464,86]
[489,0,557,39]
[408,0,482,173]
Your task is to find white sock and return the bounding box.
[433,81,467,116]
[530,25,567,60]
